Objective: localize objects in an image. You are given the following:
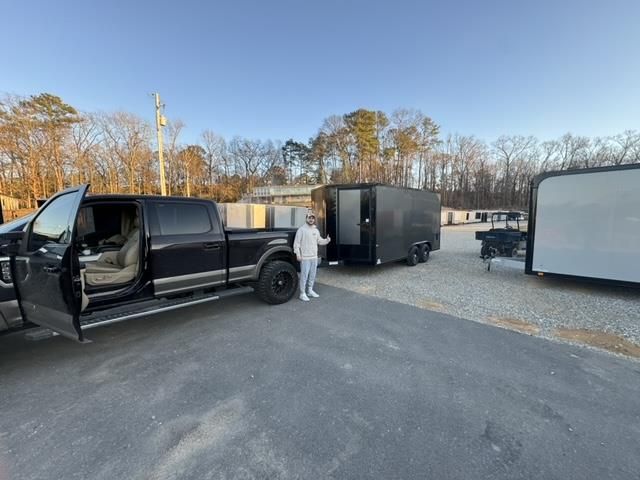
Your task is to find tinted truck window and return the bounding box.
[155,202,212,235]
[29,192,77,250]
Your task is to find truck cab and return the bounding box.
[1,185,299,342]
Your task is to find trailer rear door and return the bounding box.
[337,187,372,263]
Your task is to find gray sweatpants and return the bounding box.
[299,258,318,294]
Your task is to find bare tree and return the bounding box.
[99,112,152,194]
[228,137,265,193]
[200,130,227,196]
[4,92,640,215]
[555,133,590,170]
[164,120,185,195]
[70,113,100,185]
[612,130,640,165]
[493,135,537,207]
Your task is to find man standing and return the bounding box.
[293,211,331,301]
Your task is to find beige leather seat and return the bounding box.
[85,220,140,286]
[99,211,138,246]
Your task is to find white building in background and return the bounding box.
[1,194,27,224]
[440,208,528,226]
[440,207,494,225]
[0,194,22,211]
[440,208,492,225]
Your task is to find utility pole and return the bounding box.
[153,93,167,196]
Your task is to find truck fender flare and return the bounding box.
[254,246,294,279]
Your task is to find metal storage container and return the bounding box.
[217,203,308,229]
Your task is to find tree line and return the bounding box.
[1,92,639,210]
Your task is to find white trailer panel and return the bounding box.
[526,165,640,284]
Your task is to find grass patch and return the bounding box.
[487,316,541,335]
[553,328,640,358]
[415,299,445,312]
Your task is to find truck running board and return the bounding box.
[24,286,254,341]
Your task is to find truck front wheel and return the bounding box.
[256,260,299,304]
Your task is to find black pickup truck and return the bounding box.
[0,185,299,342]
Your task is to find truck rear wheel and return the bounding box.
[256,260,298,304]
[418,244,430,263]
[407,246,419,266]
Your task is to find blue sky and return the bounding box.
[2,0,639,144]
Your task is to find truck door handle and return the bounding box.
[203,242,221,250]
[43,265,61,274]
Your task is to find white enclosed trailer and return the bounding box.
[525,164,640,286]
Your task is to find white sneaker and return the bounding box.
[299,293,310,302]
[307,290,319,298]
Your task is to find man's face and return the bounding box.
[306,215,315,225]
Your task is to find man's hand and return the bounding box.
[296,255,302,262]
[327,235,331,243]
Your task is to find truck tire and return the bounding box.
[418,243,430,263]
[256,260,298,305]
[407,246,419,266]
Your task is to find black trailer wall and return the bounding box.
[375,186,440,263]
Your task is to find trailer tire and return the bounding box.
[256,260,299,305]
[407,246,419,266]
[418,243,430,263]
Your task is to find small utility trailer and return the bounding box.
[525,164,640,286]
[311,184,441,266]
[475,211,527,258]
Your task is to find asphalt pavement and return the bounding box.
[1,285,639,480]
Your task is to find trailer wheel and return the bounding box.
[256,260,299,305]
[407,246,419,266]
[418,244,430,263]
[505,245,515,257]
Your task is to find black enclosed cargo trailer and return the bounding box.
[525,163,640,287]
[311,184,441,266]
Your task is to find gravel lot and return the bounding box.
[317,224,640,354]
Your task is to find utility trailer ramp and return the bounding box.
[525,164,640,286]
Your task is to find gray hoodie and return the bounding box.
[293,223,330,260]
